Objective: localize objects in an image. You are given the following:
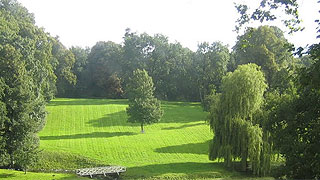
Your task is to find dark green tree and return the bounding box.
[70,46,90,74]
[165,43,197,101]
[235,1,320,179]
[13,134,40,174]
[86,41,124,98]
[51,38,77,97]
[297,54,314,68]
[0,44,45,170]
[209,64,270,176]
[0,0,52,172]
[266,44,320,179]
[122,29,197,101]
[122,29,153,81]
[0,78,8,165]
[233,26,294,91]
[195,42,230,110]
[148,39,196,101]
[126,69,163,133]
[69,46,90,97]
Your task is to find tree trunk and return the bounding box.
[199,87,204,103]
[141,123,144,133]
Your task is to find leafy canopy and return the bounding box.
[126,69,163,132]
[209,63,269,176]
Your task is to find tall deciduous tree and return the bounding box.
[87,41,123,98]
[195,42,230,110]
[0,0,52,171]
[126,69,163,133]
[68,46,90,97]
[122,29,198,101]
[51,38,77,97]
[266,44,320,179]
[0,44,45,170]
[233,26,294,92]
[209,64,270,176]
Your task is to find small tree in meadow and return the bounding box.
[126,69,163,133]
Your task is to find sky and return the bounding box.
[18,0,320,51]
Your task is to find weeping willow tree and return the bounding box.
[209,63,271,176]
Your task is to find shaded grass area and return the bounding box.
[30,98,270,179]
[154,140,210,155]
[32,151,105,171]
[47,98,128,106]
[40,131,136,140]
[124,162,228,179]
[162,122,206,130]
[0,169,90,180]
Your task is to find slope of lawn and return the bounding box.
[0,169,90,180]
[36,98,248,179]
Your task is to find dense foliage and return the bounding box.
[126,69,163,133]
[266,44,320,179]
[61,29,230,102]
[196,42,230,110]
[0,0,50,171]
[208,64,270,176]
[0,0,75,172]
[235,0,320,179]
[234,26,294,91]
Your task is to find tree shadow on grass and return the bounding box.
[154,140,210,155]
[48,99,200,107]
[48,98,128,106]
[87,109,204,128]
[160,104,207,124]
[40,131,136,140]
[161,122,205,130]
[161,101,201,107]
[85,101,206,128]
[60,176,91,180]
[126,162,233,179]
[0,173,15,178]
[86,110,140,127]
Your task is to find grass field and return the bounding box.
[0,169,90,180]
[31,98,251,179]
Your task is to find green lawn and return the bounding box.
[0,169,90,180]
[33,98,247,179]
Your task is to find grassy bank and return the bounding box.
[0,169,90,180]
[30,98,251,179]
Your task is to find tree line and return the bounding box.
[0,0,319,179]
[60,26,302,103]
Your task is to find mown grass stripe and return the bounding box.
[37,98,248,179]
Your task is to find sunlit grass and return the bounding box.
[0,169,89,180]
[36,98,246,179]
